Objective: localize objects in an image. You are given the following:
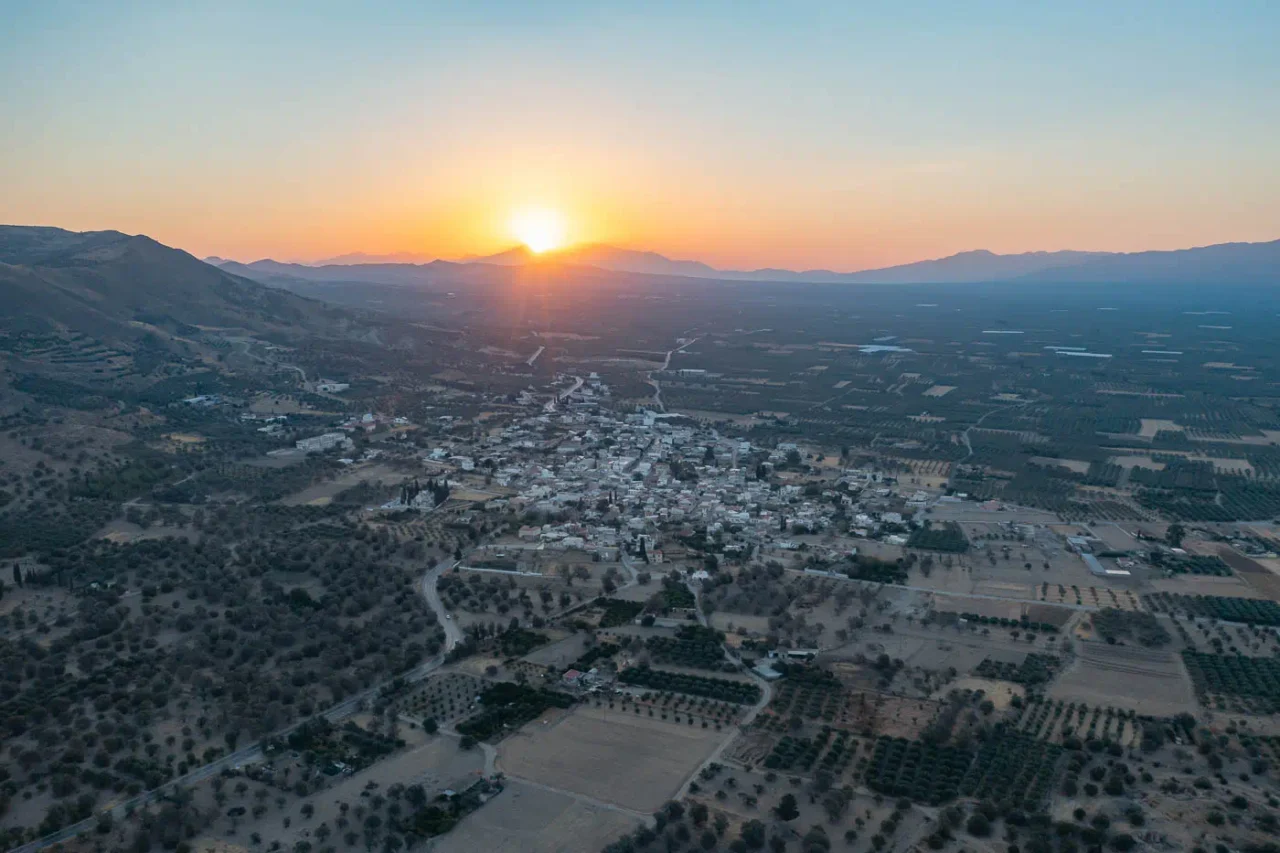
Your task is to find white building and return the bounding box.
[296,432,353,453]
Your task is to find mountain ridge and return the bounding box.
[211,238,1280,287]
[0,225,359,349]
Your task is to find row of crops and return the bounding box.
[1153,554,1234,577]
[865,730,1066,808]
[957,613,1061,634]
[958,731,1064,809]
[763,729,835,772]
[1182,650,1280,706]
[618,667,760,704]
[863,737,971,805]
[1011,697,1135,746]
[644,626,727,670]
[766,670,845,722]
[1144,593,1280,626]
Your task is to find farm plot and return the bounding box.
[456,682,575,742]
[619,690,744,728]
[1158,554,1235,577]
[645,625,729,670]
[619,666,760,704]
[1048,641,1197,716]
[762,727,857,776]
[398,673,486,725]
[1089,608,1171,646]
[756,667,941,734]
[863,737,971,805]
[958,731,1064,810]
[495,705,724,812]
[1182,650,1280,713]
[520,632,592,669]
[432,778,639,853]
[593,597,644,627]
[1144,593,1280,626]
[1012,696,1139,747]
[757,669,846,725]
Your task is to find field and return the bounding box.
[1048,640,1198,716]
[495,704,726,811]
[195,734,485,853]
[432,779,640,853]
[396,673,486,725]
[277,462,402,506]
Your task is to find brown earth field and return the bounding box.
[433,779,640,853]
[495,705,726,812]
[1217,546,1280,601]
[1048,640,1198,716]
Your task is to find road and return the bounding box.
[10,559,464,853]
[647,337,699,412]
[422,560,466,649]
[673,581,773,800]
[542,375,584,413]
[229,337,308,383]
[960,402,1030,459]
[526,345,545,367]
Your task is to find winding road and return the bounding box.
[647,337,699,412]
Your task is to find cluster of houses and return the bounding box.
[386,390,939,565]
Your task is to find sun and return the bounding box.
[509,207,567,254]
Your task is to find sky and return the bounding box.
[2,0,1278,270]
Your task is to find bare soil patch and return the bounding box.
[1048,641,1197,716]
[434,779,638,853]
[496,705,724,812]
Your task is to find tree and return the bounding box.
[1166,523,1186,548]
[967,814,991,837]
[775,794,800,822]
[13,563,22,587]
[740,819,767,849]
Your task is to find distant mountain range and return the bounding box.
[211,237,1280,287]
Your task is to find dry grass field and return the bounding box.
[1048,640,1198,716]
[496,705,725,812]
[434,779,640,853]
[277,462,401,505]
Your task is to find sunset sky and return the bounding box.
[2,1,1278,270]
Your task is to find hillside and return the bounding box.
[0,226,355,346]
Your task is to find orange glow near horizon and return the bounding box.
[508,207,568,254]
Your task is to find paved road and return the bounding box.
[423,560,466,649]
[9,560,464,853]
